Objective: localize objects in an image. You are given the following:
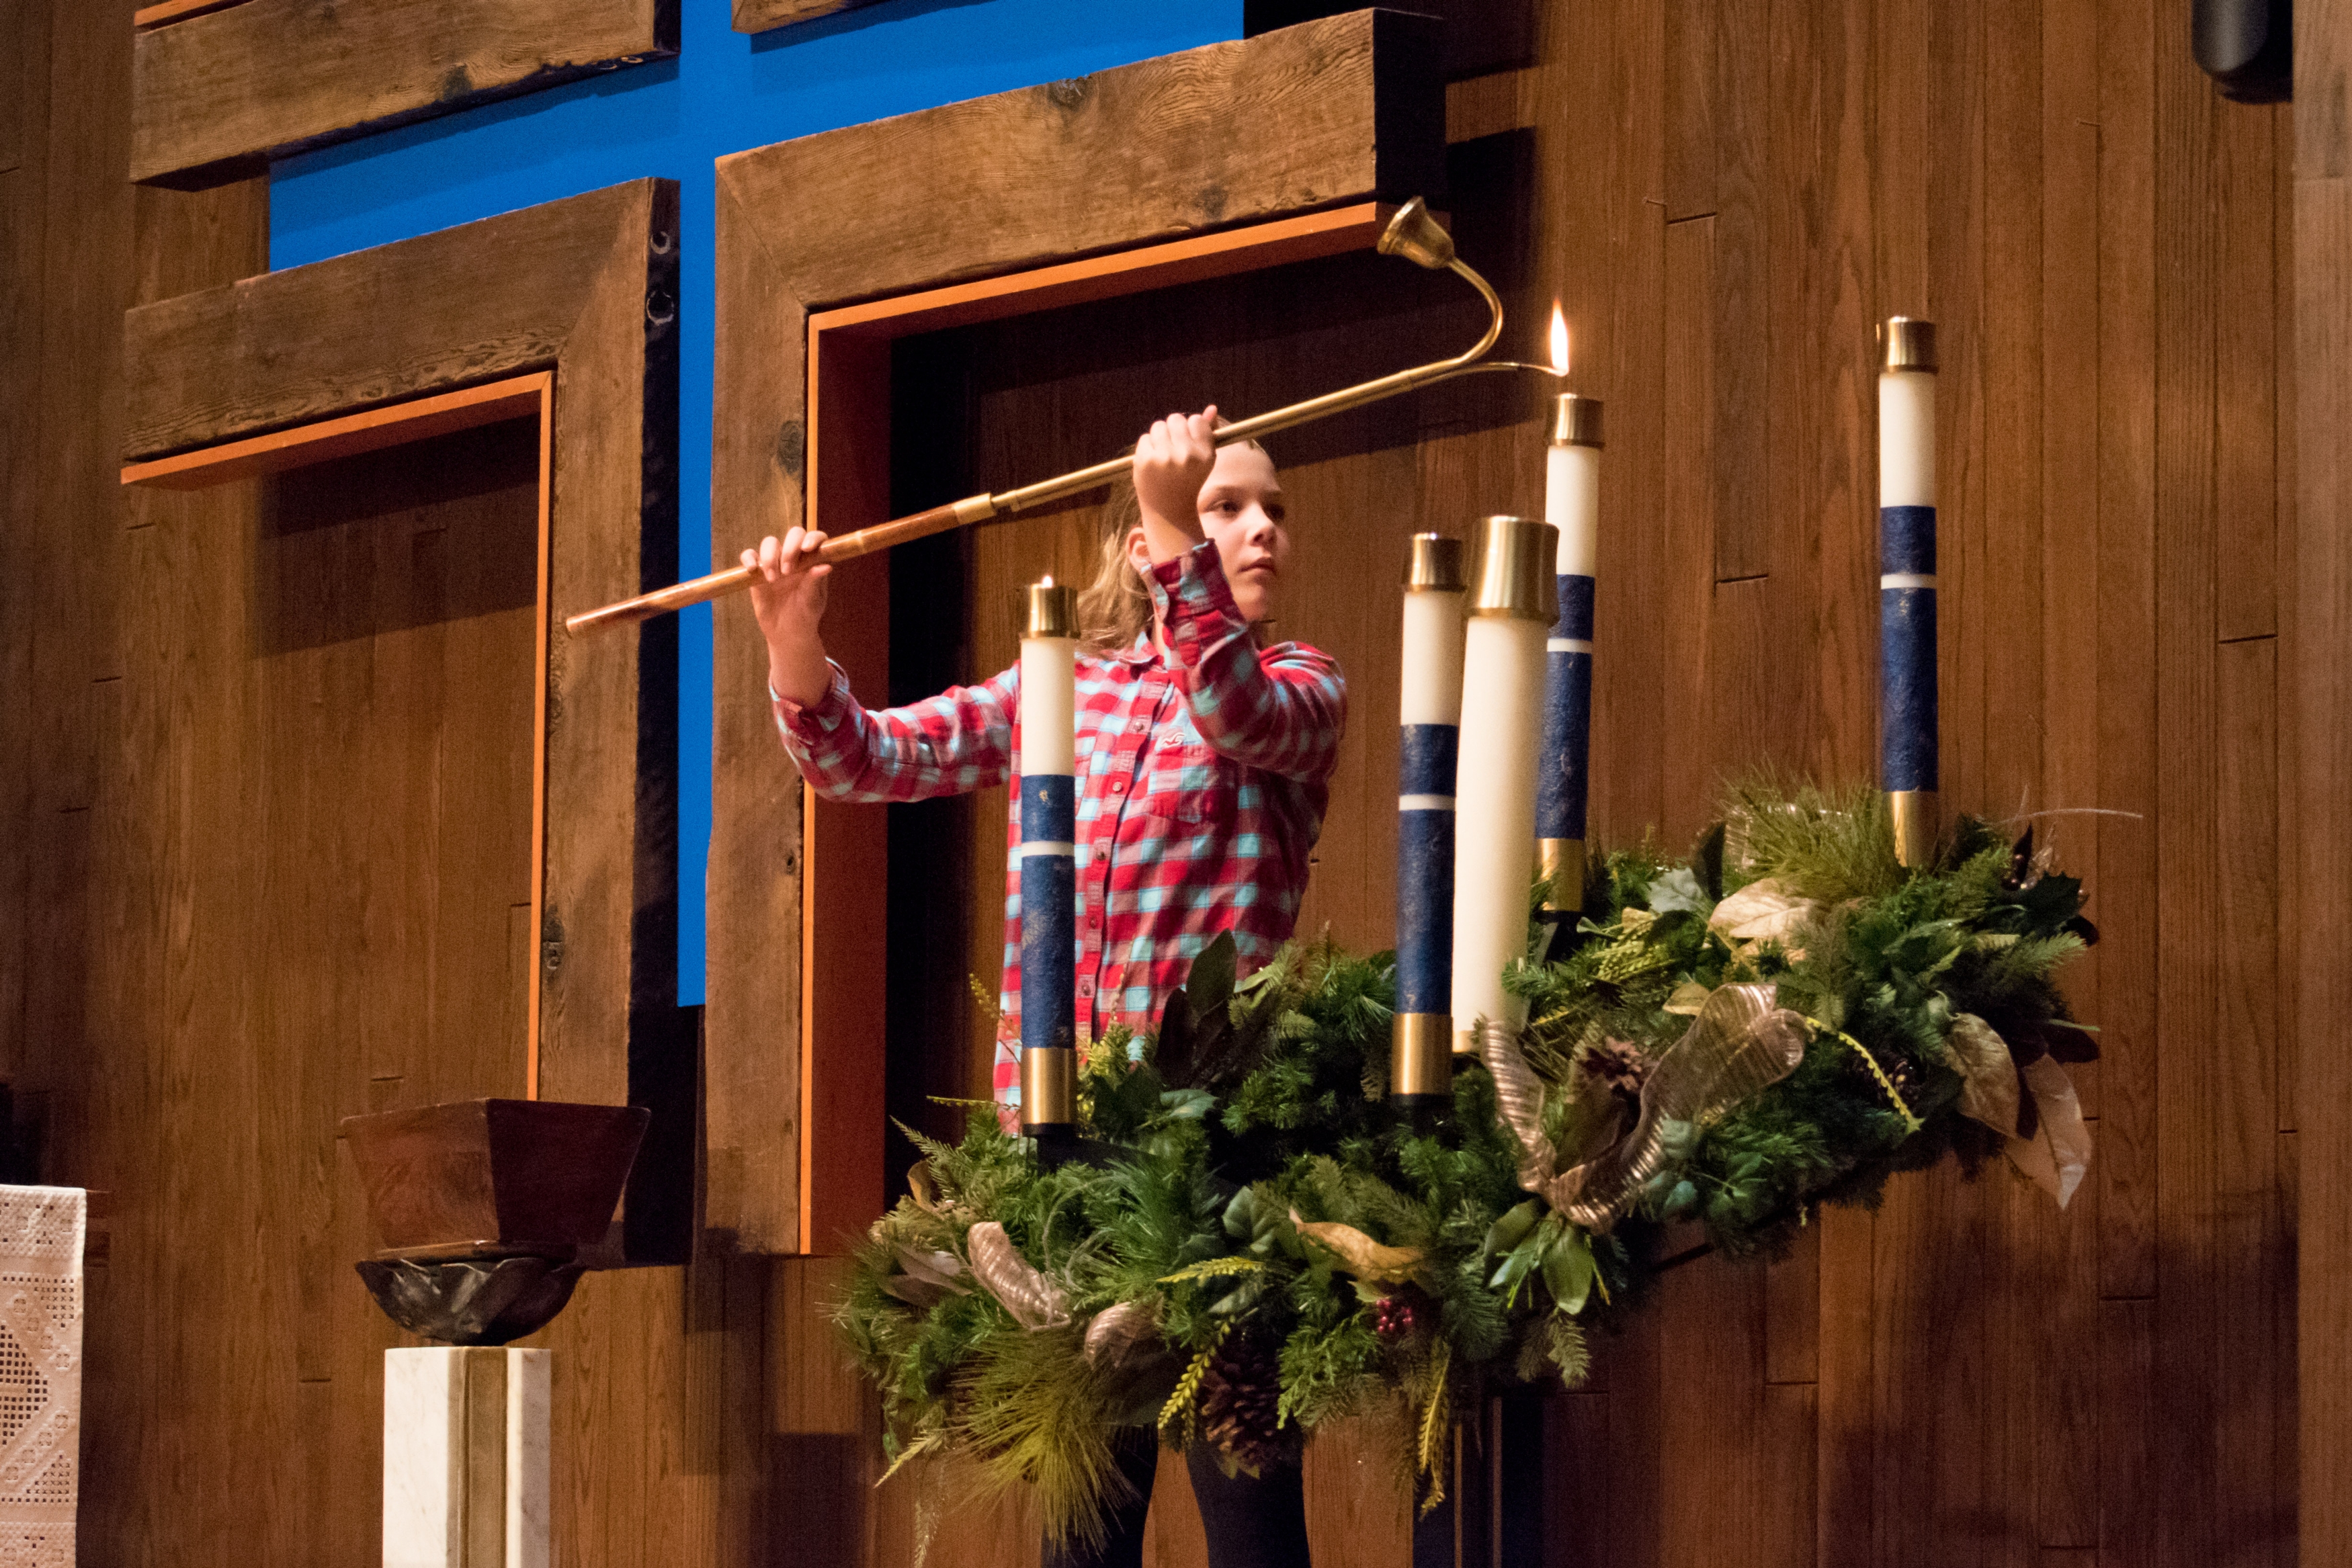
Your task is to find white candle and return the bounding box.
[1451,516,1558,1050]
[1877,316,1939,867]
[1539,394,1603,912]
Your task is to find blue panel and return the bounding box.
[1394,810,1454,1014]
[1880,586,1939,791]
[1020,772,1077,841]
[1398,722,1458,797]
[269,0,1244,1003]
[1019,853,1077,1051]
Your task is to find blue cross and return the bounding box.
[271,0,1243,1004]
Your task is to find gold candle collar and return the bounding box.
[1464,517,1558,621]
[1880,316,1939,374]
[1023,576,1078,640]
[1020,1047,1075,1129]
[1390,1014,1454,1098]
[1550,392,1605,448]
[1403,533,1466,593]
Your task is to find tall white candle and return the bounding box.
[1017,576,1079,1131]
[1877,317,1939,868]
[1394,534,1466,1101]
[1539,393,1603,913]
[1451,516,1558,1050]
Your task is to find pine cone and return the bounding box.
[1578,1036,1649,1100]
[1198,1334,1289,1475]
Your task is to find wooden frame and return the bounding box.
[122,180,679,1145]
[120,372,564,1096]
[706,10,1443,1255]
[131,0,679,188]
[730,0,875,35]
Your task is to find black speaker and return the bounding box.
[2193,0,2292,103]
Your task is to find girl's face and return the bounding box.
[1192,443,1288,625]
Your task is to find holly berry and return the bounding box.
[1372,1296,1420,1341]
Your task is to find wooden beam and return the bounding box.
[122,179,683,1258]
[706,10,1445,1255]
[119,371,547,488]
[130,0,679,188]
[730,0,875,34]
[714,9,1444,310]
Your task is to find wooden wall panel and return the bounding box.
[0,5,2313,1568]
[2298,0,2352,1561]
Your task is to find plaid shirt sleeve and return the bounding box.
[1148,540,1347,784]
[771,659,1018,803]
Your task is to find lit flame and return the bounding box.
[1548,302,1570,378]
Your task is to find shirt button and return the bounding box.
[1078,979,1094,996]
[1130,719,1148,734]
[1111,781,1126,793]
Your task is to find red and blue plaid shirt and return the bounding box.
[771,541,1347,1108]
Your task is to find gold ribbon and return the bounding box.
[1481,982,1808,1231]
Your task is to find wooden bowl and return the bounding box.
[341,1098,649,1262]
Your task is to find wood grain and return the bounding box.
[732,0,881,37]
[2297,3,2352,1561]
[120,372,548,489]
[130,0,679,187]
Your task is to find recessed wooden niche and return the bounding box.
[706,10,1449,1256]
[122,180,687,1262]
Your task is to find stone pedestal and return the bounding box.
[384,1347,549,1568]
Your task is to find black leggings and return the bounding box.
[1041,1429,1312,1568]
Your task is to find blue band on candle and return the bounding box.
[1397,722,1457,1014]
[1879,506,1937,791]
[1881,505,1936,575]
[1880,587,1939,791]
[1019,853,1077,1051]
[1020,773,1076,842]
[1400,724,1459,798]
[1538,573,1594,840]
[1395,809,1454,1015]
[1554,573,1595,643]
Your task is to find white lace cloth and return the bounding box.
[0,1190,82,1568]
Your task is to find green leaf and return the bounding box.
[1189,932,1237,1019]
[1648,868,1710,916]
[1482,1199,1541,1260]
[1693,822,1727,902]
[1542,1229,1596,1314]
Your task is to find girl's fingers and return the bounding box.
[741,546,761,573]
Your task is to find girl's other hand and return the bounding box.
[743,527,835,705]
[1134,406,1219,564]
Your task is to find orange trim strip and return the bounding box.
[134,0,253,30]
[809,202,1388,343]
[791,204,1392,1250]
[120,375,549,489]
[526,376,554,1100]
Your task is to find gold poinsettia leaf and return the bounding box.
[1555,982,1808,1231]
[907,1160,944,1213]
[966,1220,1071,1330]
[1288,1209,1424,1287]
[1082,1300,1158,1366]
[2006,1055,2093,1209]
[1707,877,1823,947]
[1944,1013,2022,1138]
[1663,982,1712,1016]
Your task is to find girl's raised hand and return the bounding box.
[1133,406,1219,564]
[743,526,832,644]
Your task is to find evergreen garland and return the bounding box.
[836,779,2096,1546]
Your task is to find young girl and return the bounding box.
[747,406,1343,1568]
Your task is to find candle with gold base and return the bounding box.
[1017,577,1079,1135]
[1450,517,1558,1053]
[1878,318,1939,868]
[1392,534,1466,1105]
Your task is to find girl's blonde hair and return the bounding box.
[1074,437,1269,652]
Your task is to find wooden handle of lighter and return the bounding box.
[560,496,993,639]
